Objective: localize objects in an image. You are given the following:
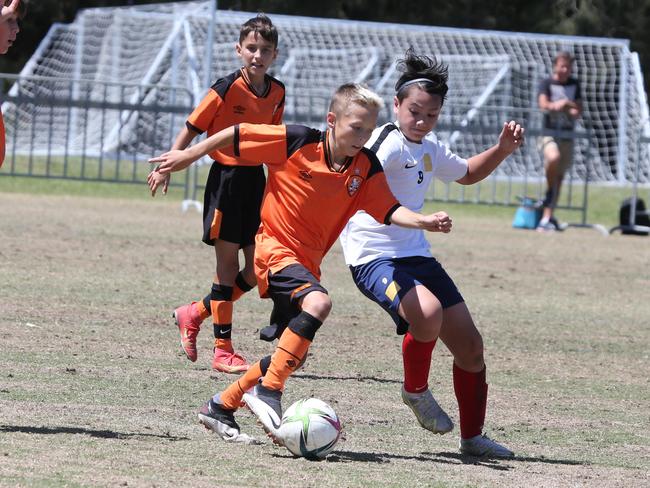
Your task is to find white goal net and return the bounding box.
[2,1,649,185]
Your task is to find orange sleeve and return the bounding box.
[186,90,222,134]
[235,123,287,166]
[360,170,401,225]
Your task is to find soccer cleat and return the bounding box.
[198,399,241,441]
[173,302,202,362]
[212,345,250,373]
[536,220,556,233]
[242,384,284,445]
[549,217,568,231]
[459,433,515,458]
[401,386,454,434]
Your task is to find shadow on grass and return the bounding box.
[0,424,190,441]
[324,449,587,470]
[292,373,402,384]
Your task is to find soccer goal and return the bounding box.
[2,1,648,194]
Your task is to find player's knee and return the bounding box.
[302,292,332,321]
[464,333,485,369]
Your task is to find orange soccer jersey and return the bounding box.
[233,123,401,297]
[186,69,285,165]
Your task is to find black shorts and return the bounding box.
[202,161,265,247]
[267,264,328,333]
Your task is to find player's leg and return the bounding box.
[211,239,250,373]
[232,244,257,300]
[244,265,329,442]
[398,284,454,434]
[350,256,452,434]
[539,138,562,230]
[173,161,232,362]
[199,355,272,443]
[438,303,514,458]
[184,246,254,335]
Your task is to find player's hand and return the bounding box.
[1,0,20,20]
[421,211,452,233]
[148,149,191,175]
[147,169,170,197]
[497,120,524,153]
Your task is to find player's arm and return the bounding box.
[147,126,200,196]
[149,125,236,175]
[389,206,452,233]
[456,120,524,185]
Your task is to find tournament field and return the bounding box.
[0,190,648,487]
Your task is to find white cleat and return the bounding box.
[459,434,515,458]
[401,387,454,434]
[243,384,284,445]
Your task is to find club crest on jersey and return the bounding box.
[299,169,313,180]
[234,105,246,115]
[346,174,363,196]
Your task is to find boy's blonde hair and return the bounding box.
[328,83,384,116]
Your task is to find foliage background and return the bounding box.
[1,0,649,92]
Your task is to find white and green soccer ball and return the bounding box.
[280,398,341,460]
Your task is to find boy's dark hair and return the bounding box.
[239,14,278,48]
[395,47,448,103]
[4,0,26,18]
[553,51,574,66]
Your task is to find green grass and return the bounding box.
[1,171,639,229]
[1,191,648,487]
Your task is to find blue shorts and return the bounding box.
[350,256,464,335]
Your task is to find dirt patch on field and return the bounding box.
[1,192,648,487]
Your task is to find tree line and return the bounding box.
[1,0,648,92]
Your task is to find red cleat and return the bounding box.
[173,302,202,362]
[212,343,250,373]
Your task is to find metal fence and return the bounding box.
[609,124,650,234]
[1,73,607,230]
[0,73,198,200]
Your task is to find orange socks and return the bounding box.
[220,360,263,410]
[218,355,272,410]
[262,328,311,391]
[195,300,210,322]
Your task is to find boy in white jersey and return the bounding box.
[340,48,524,458]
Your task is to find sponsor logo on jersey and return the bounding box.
[404,159,418,169]
[347,175,363,196]
[299,169,313,180]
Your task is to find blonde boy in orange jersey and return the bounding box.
[0,0,24,169]
[147,14,285,373]
[149,83,452,442]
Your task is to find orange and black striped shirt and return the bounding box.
[186,69,285,165]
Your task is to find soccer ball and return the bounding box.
[280,398,341,460]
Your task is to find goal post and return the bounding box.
[2,2,647,190]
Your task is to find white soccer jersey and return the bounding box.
[340,122,468,266]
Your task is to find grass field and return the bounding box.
[1,183,649,487]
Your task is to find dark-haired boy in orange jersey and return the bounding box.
[149,83,452,443]
[147,14,285,374]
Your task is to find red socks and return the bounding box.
[402,332,437,394]
[453,363,488,439]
